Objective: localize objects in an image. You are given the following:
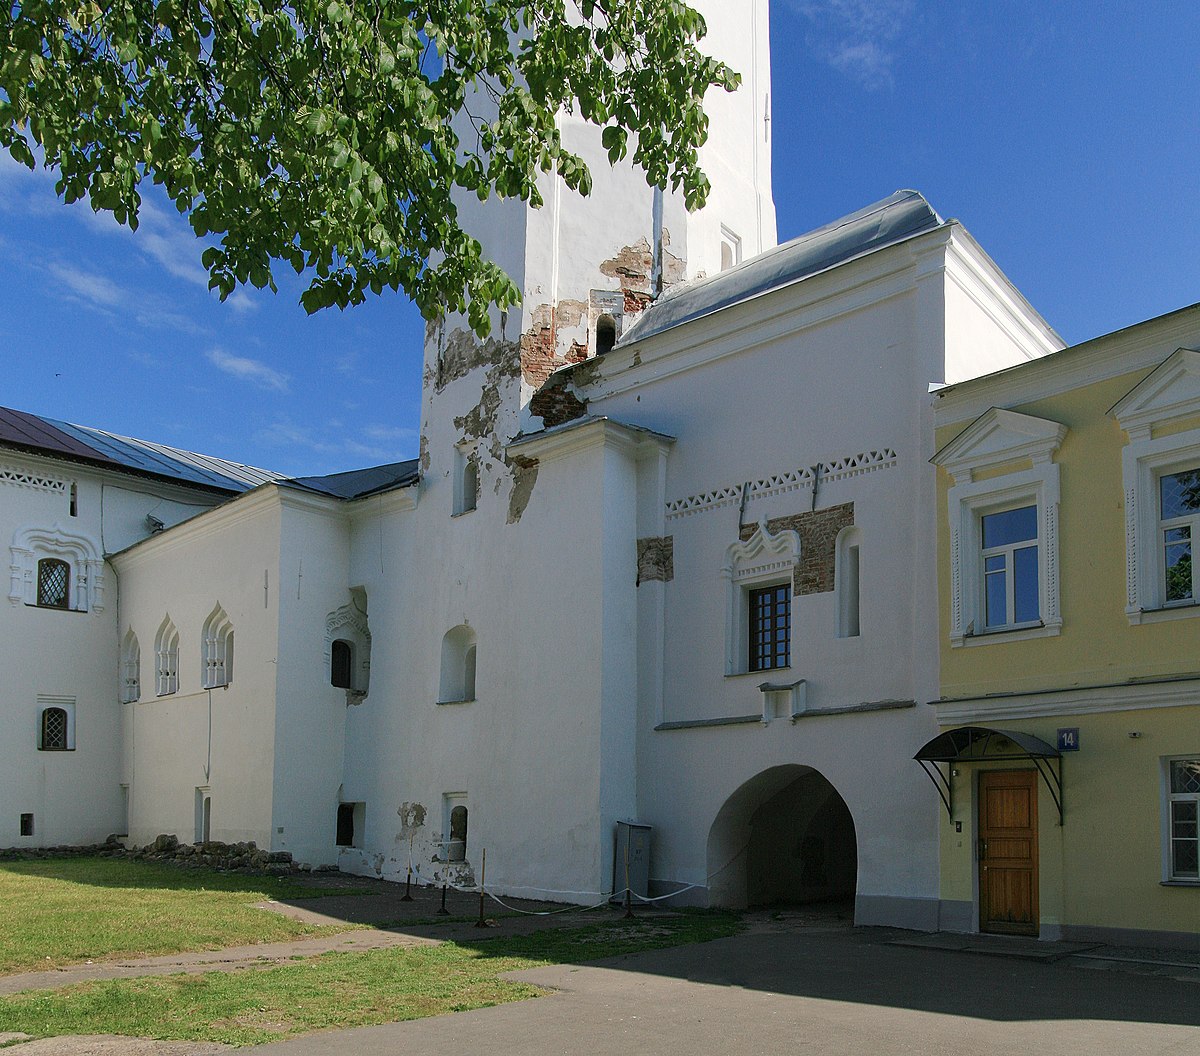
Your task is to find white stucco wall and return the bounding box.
[112,489,283,849]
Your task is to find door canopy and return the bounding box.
[914,726,1063,824]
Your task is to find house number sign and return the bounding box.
[1057,728,1080,752]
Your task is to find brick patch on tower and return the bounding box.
[636,536,674,585]
[740,503,854,595]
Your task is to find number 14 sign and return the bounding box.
[1057,728,1080,752]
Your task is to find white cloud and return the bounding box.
[206,347,290,392]
[47,263,125,310]
[791,0,913,90]
[256,418,417,465]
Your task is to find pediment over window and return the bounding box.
[722,518,801,583]
[933,407,1067,481]
[1110,348,1200,440]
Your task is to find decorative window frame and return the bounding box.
[120,629,141,703]
[722,518,800,676]
[1112,349,1200,625]
[9,523,104,613]
[155,615,180,696]
[201,605,234,689]
[934,408,1066,648]
[325,601,371,702]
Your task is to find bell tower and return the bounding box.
[419,0,776,515]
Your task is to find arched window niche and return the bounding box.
[155,615,179,696]
[326,590,371,702]
[121,629,141,703]
[439,624,477,704]
[595,314,617,356]
[835,526,862,639]
[201,605,234,688]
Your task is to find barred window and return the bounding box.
[748,583,791,672]
[40,707,68,751]
[1168,758,1200,881]
[36,558,70,609]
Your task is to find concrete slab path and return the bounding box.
[248,925,1200,1056]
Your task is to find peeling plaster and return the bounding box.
[397,801,427,839]
[507,455,539,524]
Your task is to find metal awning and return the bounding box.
[914,726,1064,824]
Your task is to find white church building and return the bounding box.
[0,0,1065,930]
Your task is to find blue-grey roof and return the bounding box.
[0,405,286,492]
[282,460,419,500]
[620,190,945,347]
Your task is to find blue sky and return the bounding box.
[2,1,1197,476]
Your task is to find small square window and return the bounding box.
[748,583,791,672]
[36,558,70,609]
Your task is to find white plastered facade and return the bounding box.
[3,0,1070,930]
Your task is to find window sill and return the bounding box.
[952,621,1061,648]
[436,698,476,706]
[26,603,86,614]
[1159,880,1200,888]
[37,747,75,753]
[451,507,477,519]
[1128,603,1200,626]
[726,667,792,680]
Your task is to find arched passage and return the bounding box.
[707,764,857,912]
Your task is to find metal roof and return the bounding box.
[620,190,945,347]
[0,405,287,493]
[282,460,419,500]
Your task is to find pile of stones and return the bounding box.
[0,833,322,876]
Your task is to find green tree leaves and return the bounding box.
[0,0,735,333]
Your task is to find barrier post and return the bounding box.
[401,833,414,901]
[438,881,450,915]
[623,839,634,919]
[474,847,488,927]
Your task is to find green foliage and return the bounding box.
[0,912,743,1045]
[0,857,344,972]
[0,0,736,331]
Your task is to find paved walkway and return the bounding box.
[249,924,1200,1056]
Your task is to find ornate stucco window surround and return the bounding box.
[722,518,800,675]
[934,408,1066,648]
[1112,348,1200,625]
[9,523,104,613]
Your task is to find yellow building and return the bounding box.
[928,304,1200,948]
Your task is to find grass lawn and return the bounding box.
[0,857,343,974]
[0,913,743,1046]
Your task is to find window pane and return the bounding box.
[1160,468,1200,520]
[1171,759,1200,794]
[982,505,1037,549]
[1164,529,1193,603]
[1013,545,1040,623]
[749,584,790,671]
[37,559,69,608]
[1172,802,1199,878]
[984,567,1007,628]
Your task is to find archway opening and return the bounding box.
[707,765,857,915]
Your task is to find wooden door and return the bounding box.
[979,770,1038,936]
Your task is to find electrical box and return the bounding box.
[613,820,652,900]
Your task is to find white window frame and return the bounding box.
[1113,348,1200,625]
[1161,755,1200,884]
[979,501,1042,632]
[722,518,800,676]
[935,408,1065,649]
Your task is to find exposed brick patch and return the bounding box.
[529,374,588,429]
[740,503,854,595]
[520,302,589,388]
[637,536,674,585]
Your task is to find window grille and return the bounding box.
[749,584,791,671]
[41,707,68,750]
[36,558,70,609]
